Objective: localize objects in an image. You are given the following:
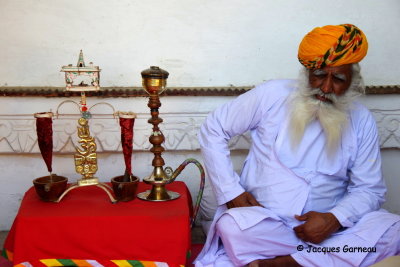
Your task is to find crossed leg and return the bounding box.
[214,213,400,267]
[215,213,302,266]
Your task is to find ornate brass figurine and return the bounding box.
[74,117,98,183]
[56,51,116,203]
[56,94,116,203]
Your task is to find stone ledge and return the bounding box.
[0,86,251,97]
[1,85,399,97]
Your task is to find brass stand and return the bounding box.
[137,66,180,201]
[57,183,116,203]
[56,93,116,203]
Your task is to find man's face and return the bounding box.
[308,64,353,103]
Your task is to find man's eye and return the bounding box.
[333,74,346,81]
[313,73,326,78]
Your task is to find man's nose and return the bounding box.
[320,77,333,94]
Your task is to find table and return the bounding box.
[2,181,192,267]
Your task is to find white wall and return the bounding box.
[0,0,399,87]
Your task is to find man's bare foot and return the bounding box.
[248,255,301,267]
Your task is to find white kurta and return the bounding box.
[195,80,400,266]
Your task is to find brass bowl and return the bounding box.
[33,175,68,202]
[111,175,139,202]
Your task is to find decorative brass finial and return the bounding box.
[77,50,85,67]
[141,66,169,95]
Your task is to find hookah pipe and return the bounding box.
[164,158,205,228]
[138,66,205,227]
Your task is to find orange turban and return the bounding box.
[298,24,368,69]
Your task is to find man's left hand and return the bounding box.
[293,211,341,244]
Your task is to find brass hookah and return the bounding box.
[137,66,205,206]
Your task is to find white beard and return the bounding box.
[288,74,362,155]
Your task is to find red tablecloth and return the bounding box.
[3,181,192,267]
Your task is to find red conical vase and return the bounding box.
[119,112,136,181]
[34,112,53,173]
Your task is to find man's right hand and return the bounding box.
[226,192,262,209]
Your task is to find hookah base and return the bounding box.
[137,189,180,201]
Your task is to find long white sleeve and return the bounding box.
[198,80,291,205]
[329,109,386,227]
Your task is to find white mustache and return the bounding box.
[309,88,338,103]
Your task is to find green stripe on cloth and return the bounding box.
[126,260,144,267]
[57,259,78,266]
[1,249,10,260]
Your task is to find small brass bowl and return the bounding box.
[111,175,139,202]
[33,175,68,202]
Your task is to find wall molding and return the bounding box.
[1,85,400,97]
[0,108,399,154]
[0,113,251,154]
[371,109,400,149]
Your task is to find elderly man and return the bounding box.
[195,24,400,267]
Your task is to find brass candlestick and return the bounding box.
[137,66,180,201]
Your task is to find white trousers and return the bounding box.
[213,213,400,267]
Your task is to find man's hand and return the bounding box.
[293,211,341,244]
[226,192,262,209]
